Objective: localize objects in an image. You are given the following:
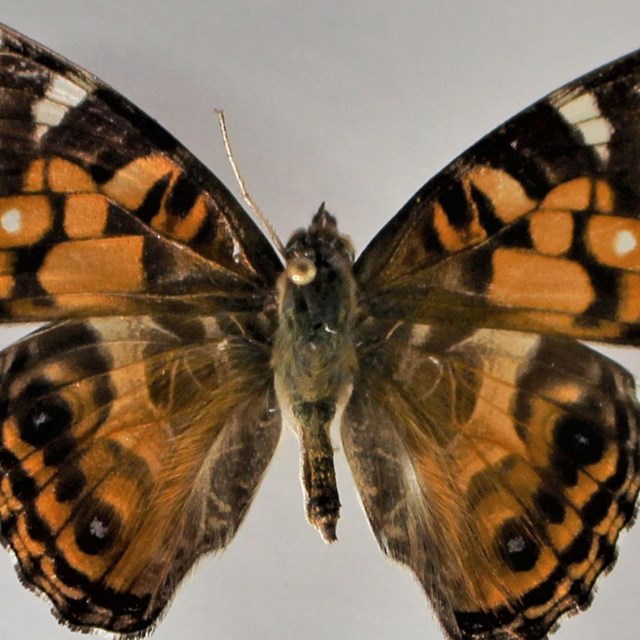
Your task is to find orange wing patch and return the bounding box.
[39,236,145,295]
[466,165,537,223]
[489,249,595,314]
[102,155,212,246]
[367,175,640,344]
[47,157,97,193]
[63,194,109,238]
[343,325,640,640]
[529,210,574,255]
[0,315,281,633]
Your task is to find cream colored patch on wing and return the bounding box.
[552,91,613,163]
[32,74,88,139]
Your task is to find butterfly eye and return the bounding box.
[286,256,317,286]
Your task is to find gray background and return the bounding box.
[1,2,640,639]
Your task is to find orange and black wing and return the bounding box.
[0,314,281,635]
[343,324,640,639]
[0,23,283,637]
[0,23,281,322]
[356,48,640,344]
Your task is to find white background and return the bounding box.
[1,2,640,639]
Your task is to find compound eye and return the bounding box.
[286,256,317,286]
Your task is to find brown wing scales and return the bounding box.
[0,24,282,323]
[343,325,640,640]
[357,51,640,345]
[2,19,640,640]
[0,315,281,634]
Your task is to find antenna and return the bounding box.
[215,109,286,256]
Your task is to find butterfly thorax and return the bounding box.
[272,207,358,542]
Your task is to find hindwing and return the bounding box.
[0,315,281,634]
[343,325,640,639]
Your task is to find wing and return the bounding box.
[0,23,281,321]
[355,49,640,344]
[0,314,281,635]
[342,324,640,640]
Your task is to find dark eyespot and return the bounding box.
[15,380,72,446]
[496,518,540,572]
[74,499,121,555]
[553,416,604,466]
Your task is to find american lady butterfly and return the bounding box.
[0,22,638,640]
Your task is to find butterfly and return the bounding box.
[0,21,638,640]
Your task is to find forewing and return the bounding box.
[342,324,640,639]
[0,23,281,321]
[0,314,281,635]
[356,49,640,343]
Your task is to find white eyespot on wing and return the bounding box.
[551,90,613,164]
[614,229,638,256]
[0,208,22,234]
[32,74,88,139]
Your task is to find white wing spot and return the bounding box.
[553,91,613,165]
[576,118,613,145]
[32,74,88,139]
[614,229,637,256]
[557,92,601,124]
[0,208,22,234]
[33,100,68,128]
[46,75,88,107]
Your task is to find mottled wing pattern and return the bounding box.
[0,314,280,634]
[356,50,640,344]
[0,23,280,321]
[343,324,640,640]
